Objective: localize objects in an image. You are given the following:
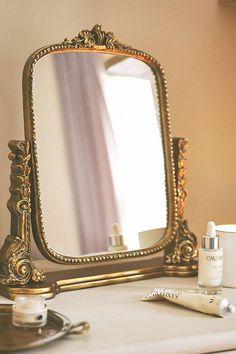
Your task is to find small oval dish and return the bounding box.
[0,304,90,352]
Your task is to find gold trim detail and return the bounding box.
[0,141,45,285]
[173,138,188,220]
[63,24,130,49]
[22,24,178,265]
[164,138,197,268]
[165,220,197,265]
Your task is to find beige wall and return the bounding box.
[0,0,235,248]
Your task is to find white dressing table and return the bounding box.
[1,277,236,354]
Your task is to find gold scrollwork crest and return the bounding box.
[63,24,130,50]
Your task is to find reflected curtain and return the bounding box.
[53,53,120,254]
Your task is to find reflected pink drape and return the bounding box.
[53,53,120,254]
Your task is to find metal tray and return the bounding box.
[0,304,89,352]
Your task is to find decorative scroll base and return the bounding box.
[0,140,45,285]
[163,219,198,276]
[0,235,45,286]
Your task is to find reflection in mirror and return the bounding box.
[34,52,167,257]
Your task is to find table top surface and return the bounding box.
[1,276,236,354]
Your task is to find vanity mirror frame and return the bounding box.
[0,25,197,298]
[25,24,176,264]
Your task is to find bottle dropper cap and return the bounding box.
[202,221,219,249]
[109,223,125,247]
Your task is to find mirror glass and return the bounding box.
[33,52,167,257]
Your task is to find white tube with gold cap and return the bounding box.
[141,288,235,317]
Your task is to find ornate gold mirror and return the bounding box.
[0,25,197,299]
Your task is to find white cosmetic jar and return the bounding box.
[12,295,47,327]
[216,224,236,288]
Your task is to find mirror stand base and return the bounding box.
[0,259,197,300]
[163,261,198,277]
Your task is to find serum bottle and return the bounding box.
[198,221,223,294]
[108,223,128,252]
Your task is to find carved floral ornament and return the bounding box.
[63,24,130,49]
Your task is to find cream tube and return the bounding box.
[141,288,235,317]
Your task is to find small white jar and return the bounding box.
[216,224,236,288]
[12,295,47,328]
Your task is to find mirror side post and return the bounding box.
[0,140,45,286]
[164,137,198,276]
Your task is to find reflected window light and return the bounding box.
[104,76,167,249]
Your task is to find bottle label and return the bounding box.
[198,249,223,287]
